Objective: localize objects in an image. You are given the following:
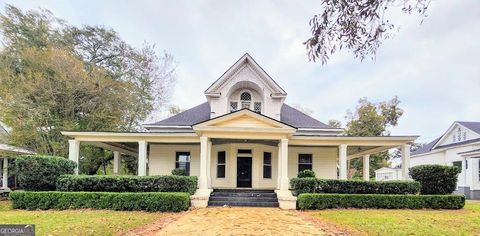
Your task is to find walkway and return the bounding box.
[154,207,328,235]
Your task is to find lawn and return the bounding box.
[0,200,176,235]
[310,201,480,236]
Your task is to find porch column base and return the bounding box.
[190,189,213,208]
[275,190,297,210]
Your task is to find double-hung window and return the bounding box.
[298,154,313,172]
[263,152,272,178]
[175,152,191,176]
[217,151,226,178]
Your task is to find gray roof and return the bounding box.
[458,121,480,135]
[412,121,480,156]
[147,103,332,129]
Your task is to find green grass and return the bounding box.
[310,201,480,236]
[0,200,174,235]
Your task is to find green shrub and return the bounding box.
[9,191,189,212]
[297,170,316,178]
[290,178,420,195]
[171,168,187,176]
[297,193,465,210]
[290,178,318,194]
[410,165,461,195]
[14,155,76,191]
[56,175,198,195]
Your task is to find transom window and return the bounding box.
[175,152,191,176]
[298,154,313,172]
[217,151,226,178]
[263,152,272,179]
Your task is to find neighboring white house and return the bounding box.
[375,167,402,181]
[62,53,417,209]
[411,121,480,199]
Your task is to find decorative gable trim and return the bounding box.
[432,121,478,149]
[192,109,296,134]
[204,53,287,97]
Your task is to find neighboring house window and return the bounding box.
[463,132,467,140]
[298,154,313,172]
[230,101,238,112]
[254,102,262,113]
[457,128,462,142]
[175,152,191,176]
[263,152,272,179]
[217,151,226,178]
[240,92,251,109]
[453,161,462,170]
[453,135,456,143]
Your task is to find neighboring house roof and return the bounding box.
[412,121,480,156]
[457,121,480,135]
[411,137,441,155]
[146,103,332,129]
[0,143,35,155]
[458,148,480,155]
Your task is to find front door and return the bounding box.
[237,157,252,188]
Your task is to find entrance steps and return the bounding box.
[208,189,279,207]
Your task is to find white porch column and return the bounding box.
[138,141,147,176]
[207,139,212,188]
[462,156,468,186]
[2,158,8,190]
[68,140,80,175]
[113,151,120,175]
[339,144,347,180]
[199,136,209,190]
[401,144,411,180]
[363,154,370,181]
[279,138,289,191]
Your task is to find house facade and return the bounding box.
[62,54,416,209]
[411,121,480,199]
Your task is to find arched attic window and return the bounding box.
[240,92,251,109]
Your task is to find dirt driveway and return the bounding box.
[144,207,347,236]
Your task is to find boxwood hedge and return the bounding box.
[9,191,190,212]
[14,155,76,191]
[298,193,465,210]
[290,178,420,195]
[410,165,461,195]
[56,175,198,195]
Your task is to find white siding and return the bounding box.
[148,143,338,189]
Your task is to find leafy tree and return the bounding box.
[0,5,175,174]
[327,119,342,128]
[304,0,430,64]
[344,96,404,178]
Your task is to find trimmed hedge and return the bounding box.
[290,178,420,195]
[297,170,316,178]
[56,175,198,195]
[14,155,76,191]
[9,191,190,212]
[298,193,465,210]
[410,165,461,195]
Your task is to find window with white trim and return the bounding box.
[254,102,262,113]
[217,151,226,178]
[230,101,238,112]
[175,152,191,176]
[298,154,313,172]
[263,152,272,178]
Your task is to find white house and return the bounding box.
[411,121,480,199]
[375,167,402,181]
[62,53,417,209]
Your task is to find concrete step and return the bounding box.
[212,189,275,193]
[208,201,279,208]
[210,192,277,198]
[209,196,278,202]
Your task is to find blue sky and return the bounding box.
[2,0,479,143]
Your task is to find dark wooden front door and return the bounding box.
[237,157,252,188]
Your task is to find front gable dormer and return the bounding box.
[433,122,480,148]
[205,53,287,120]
